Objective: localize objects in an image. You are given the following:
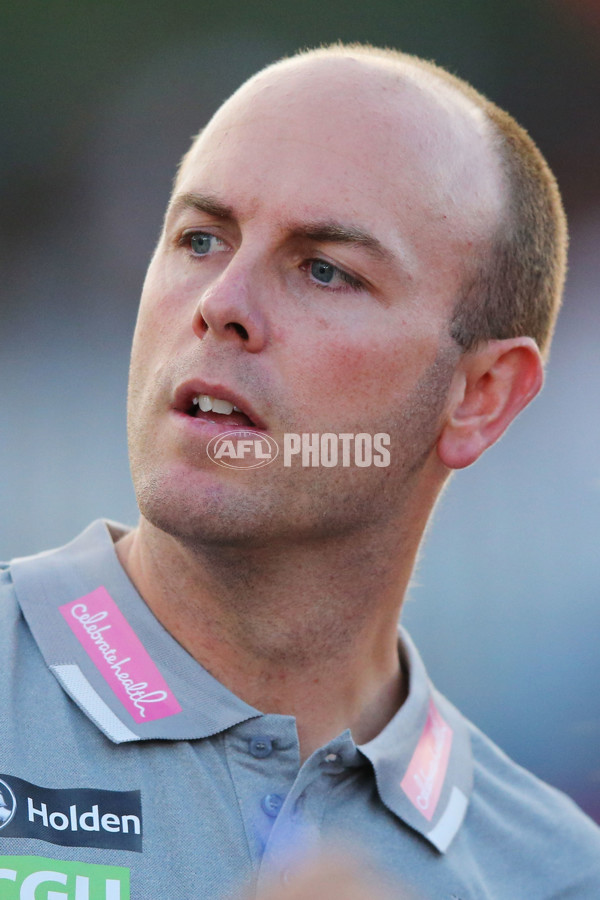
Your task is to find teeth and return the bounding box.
[193,394,235,415]
[212,398,235,415]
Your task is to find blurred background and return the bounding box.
[1,0,599,822]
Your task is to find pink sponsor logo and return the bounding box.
[401,699,453,821]
[60,587,182,723]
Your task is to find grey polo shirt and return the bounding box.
[1,520,599,899]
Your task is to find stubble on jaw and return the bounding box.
[129,337,461,556]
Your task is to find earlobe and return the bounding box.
[437,337,544,470]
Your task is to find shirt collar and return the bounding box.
[359,629,473,853]
[11,519,261,743]
[12,519,473,852]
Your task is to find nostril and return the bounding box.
[195,314,209,335]
[228,322,249,340]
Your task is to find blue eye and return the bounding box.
[310,260,335,284]
[189,232,214,255]
[307,258,363,291]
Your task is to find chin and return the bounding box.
[133,466,284,550]
[134,462,404,555]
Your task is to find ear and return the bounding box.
[437,337,544,470]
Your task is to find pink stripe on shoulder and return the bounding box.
[60,587,182,723]
[401,698,453,821]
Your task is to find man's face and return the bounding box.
[127,57,502,548]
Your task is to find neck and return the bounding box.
[115,515,423,759]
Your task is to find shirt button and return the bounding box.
[324,752,339,763]
[249,736,273,758]
[261,793,284,817]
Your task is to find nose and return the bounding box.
[191,261,268,353]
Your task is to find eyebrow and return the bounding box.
[168,191,234,221]
[169,191,405,271]
[287,222,394,266]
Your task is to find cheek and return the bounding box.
[129,308,161,381]
[305,325,416,393]
[285,324,424,429]
[131,271,192,370]
[325,341,377,384]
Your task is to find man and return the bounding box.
[1,42,599,900]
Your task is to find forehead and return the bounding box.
[176,56,503,285]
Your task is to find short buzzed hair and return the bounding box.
[278,43,568,360]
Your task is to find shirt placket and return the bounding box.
[223,716,302,876]
[255,733,361,894]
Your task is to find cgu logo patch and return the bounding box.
[0,776,141,853]
[0,855,129,900]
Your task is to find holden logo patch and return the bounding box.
[0,779,17,830]
[0,774,142,852]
